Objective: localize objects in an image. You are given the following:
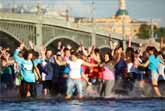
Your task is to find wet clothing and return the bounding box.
[103,62,115,80]
[148,55,162,80]
[100,80,115,97]
[88,58,103,79]
[66,59,83,79]
[43,80,52,89]
[14,49,35,83]
[100,62,115,97]
[1,65,14,88]
[14,49,43,83]
[66,78,83,97]
[66,59,84,97]
[20,80,36,97]
[115,58,127,79]
[158,63,165,80]
[14,49,43,97]
[148,55,162,73]
[42,57,55,81]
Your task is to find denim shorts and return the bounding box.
[151,71,159,81]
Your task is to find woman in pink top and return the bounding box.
[100,52,115,97]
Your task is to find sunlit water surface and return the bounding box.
[0,98,164,111]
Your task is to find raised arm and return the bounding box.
[139,60,150,68]
[82,61,98,67]
[54,55,67,66]
[13,43,25,64]
[29,40,35,50]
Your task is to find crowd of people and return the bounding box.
[0,40,164,99]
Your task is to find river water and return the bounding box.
[0,98,164,111]
[0,78,165,111]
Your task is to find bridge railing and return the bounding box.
[0,12,143,44]
[0,12,121,37]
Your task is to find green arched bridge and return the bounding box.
[0,12,142,52]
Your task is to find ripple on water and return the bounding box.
[0,99,164,111]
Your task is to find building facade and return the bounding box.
[76,0,159,39]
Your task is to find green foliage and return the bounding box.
[157,27,165,37]
[137,24,165,40]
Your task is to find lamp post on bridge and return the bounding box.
[150,19,155,39]
[12,0,16,13]
[122,17,127,51]
[91,1,96,46]
[35,0,43,50]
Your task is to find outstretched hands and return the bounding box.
[40,45,46,54]
[19,42,25,50]
[29,40,35,49]
[58,41,62,50]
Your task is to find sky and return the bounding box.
[0,0,165,26]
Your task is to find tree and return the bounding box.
[137,24,151,39]
[157,27,165,37]
[137,24,165,40]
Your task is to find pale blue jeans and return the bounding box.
[66,78,83,97]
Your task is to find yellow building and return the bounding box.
[76,0,159,38]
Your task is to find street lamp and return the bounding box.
[122,17,127,51]
[91,1,96,46]
[12,0,16,13]
[151,19,154,38]
[36,0,42,15]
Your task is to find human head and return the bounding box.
[117,46,123,54]
[46,50,53,58]
[64,48,71,57]
[147,46,157,56]
[71,51,79,61]
[23,50,33,60]
[104,52,112,62]
[32,51,39,59]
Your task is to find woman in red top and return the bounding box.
[88,48,103,82]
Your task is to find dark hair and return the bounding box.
[23,50,34,60]
[94,48,100,54]
[146,46,154,52]
[126,47,134,54]
[71,51,80,58]
[78,51,84,56]
[1,56,7,61]
[102,52,110,63]
[126,52,134,63]
[104,52,113,60]
[134,50,139,54]
[64,48,69,52]
[147,46,158,57]
[32,51,39,59]
[116,45,123,51]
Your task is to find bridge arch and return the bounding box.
[0,29,21,53]
[0,29,21,43]
[45,36,80,53]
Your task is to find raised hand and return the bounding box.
[40,45,46,54]
[29,40,34,49]
[19,42,25,50]
[67,44,72,50]
[58,41,62,50]
[79,41,83,46]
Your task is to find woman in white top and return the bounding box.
[63,51,98,99]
